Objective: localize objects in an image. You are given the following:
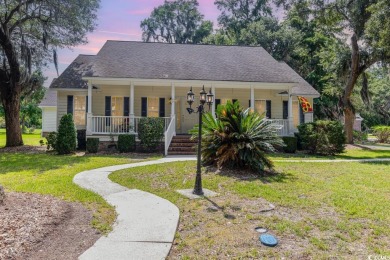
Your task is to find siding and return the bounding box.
[57,90,87,129]
[42,107,57,133]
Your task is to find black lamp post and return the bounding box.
[186,85,214,195]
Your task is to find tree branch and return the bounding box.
[3,0,37,25]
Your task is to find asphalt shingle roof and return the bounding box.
[39,89,57,107]
[50,41,319,97]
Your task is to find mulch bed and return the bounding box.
[0,192,100,260]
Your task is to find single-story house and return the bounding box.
[39,89,57,136]
[49,41,320,154]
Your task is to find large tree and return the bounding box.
[0,0,99,147]
[141,0,213,44]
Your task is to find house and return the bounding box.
[39,89,57,136]
[49,41,320,154]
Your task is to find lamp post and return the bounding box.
[186,85,214,195]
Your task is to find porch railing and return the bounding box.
[91,116,171,135]
[164,115,176,156]
[265,119,289,136]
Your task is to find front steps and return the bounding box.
[168,135,196,155]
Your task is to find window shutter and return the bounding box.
[215,99,221,107]
[86,96,88,113]
[232,99,238,104]
[266,100,272,118]
[67,96,73,115]
[300,105,305,124]
[159,98,165,117]
[249,100,251,107]
[283,101,288,119]
[105,96,111,126]
[141,97,147,117]
[124,97,130,116]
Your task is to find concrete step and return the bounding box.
[168,151,197,155]
[169,142,196,147]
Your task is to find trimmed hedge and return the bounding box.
[46,132,57,151]
[138,117,164,151]
[117,134,136,153]
[297,120,346,155]
[56,114,77,155]
[282,136,297,153]
[86,138,99,153]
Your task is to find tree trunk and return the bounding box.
[2,88,23,147]
[343,106,354,144]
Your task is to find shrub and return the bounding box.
[86,138,99,153]
[46,131,57,151]
[138,117,164,151]
[191,101,284,173]
[117,134,136,153]
[372,126,390,143]
[0,184,5,205]
[56,114,77,154]
[77,130,87,150]
[282,136,297,153]
[353,130,368,143]
[297,120,346,155]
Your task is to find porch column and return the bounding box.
[288,88,293,134]
[170,82,176,135]
[130,82,135,131]
[250,85,255,110]
[212,85,216,118]
[86,82,92,135]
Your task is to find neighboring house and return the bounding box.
[49,41,320,154]
[39,89,57,136]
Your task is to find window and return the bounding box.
[74,96,86,125]
[255,100,266,115]
[147,97,159,117]
[111,97,124,117]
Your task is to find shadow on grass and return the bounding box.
[360,161,390,165]
[215,167,295,183]
[204,197,237,220]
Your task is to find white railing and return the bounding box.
[265,119,289,136]
[164,115,176,156]
[91,116,170,135]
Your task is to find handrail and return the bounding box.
[164,115,176,156]
[265,119,289,136]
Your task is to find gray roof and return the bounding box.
[50,41,319,96]
[39,89,57,107]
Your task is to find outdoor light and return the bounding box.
[199,85,207,105]
[206,88,214,109]
[185,86,214,195]
[187,87,195,107]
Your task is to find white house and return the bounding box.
[39,89,57,136]
[49,41,320,154]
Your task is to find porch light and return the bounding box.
[199,85,207,105]
[187,87,195,107]
[206,88,214,109]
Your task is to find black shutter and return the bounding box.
[300,105,305,124]
[266,100,272,118]
[67,95,73,115]
[232,99,238,104]
[249,100,251,107]
[283,101,288,119]
[159,98,165,117]
[124,97,130,116]
[86,96,88,113]
[215,99,221,107]
[105,96,111,126]
[141,97,147,117]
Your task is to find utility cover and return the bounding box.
[259,234,278,247]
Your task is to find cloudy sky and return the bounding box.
[44,0,220,86]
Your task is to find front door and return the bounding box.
[180,96,198,134]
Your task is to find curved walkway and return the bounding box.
[73,156,196,260]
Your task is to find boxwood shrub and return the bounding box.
[56,114,77,155]
[138,117,164,151]
[117,134,136,153]
[282,136,297,153]
[297,120,345,155]
[86,138,99,153]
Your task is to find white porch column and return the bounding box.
[288,88,294,134]
[212,85,216,118]
[170,82,176,135]
[250,85,255,110]
[130,82,135,131]
[86,82,92,135]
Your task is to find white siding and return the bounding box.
[42,107,57,133]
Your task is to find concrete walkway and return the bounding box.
[73,156,196,260]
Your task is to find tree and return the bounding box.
[0,0,99,147]
[141,0,213,44]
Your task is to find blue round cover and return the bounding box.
[259,234,278,247]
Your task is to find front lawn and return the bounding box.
[0,152,155,233]
[0,129,42,148]
[110,160,390,258]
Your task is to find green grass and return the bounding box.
[110,160,390,258]
[0,152,157,233]
[0,128,43,147]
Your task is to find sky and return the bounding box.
[43,0,220,87]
